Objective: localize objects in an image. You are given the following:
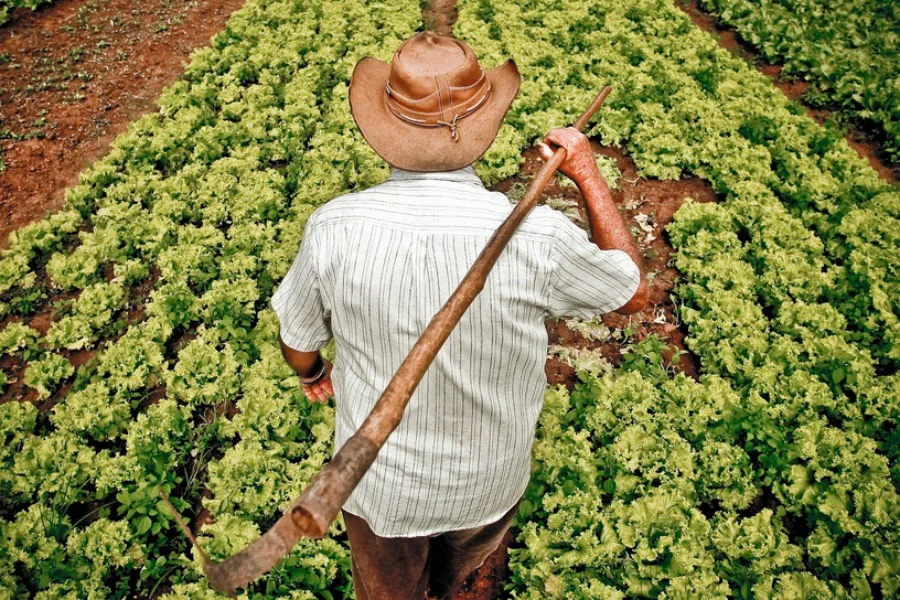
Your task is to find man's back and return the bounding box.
[314,166,554,536]
[271,165,640,536]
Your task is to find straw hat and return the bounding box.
[349,31,520,172]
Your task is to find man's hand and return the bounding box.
[278,332,336,403]
[536,127,602,185]
[301,361,334,403]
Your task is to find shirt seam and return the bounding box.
[343,474,528,538]
[310,214,555,241]
[546,214,563,316]
[305,214,332,344]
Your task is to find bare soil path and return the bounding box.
[0,0,246,250]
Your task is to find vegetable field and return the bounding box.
[0,0,897,598]
[698,0,900,163]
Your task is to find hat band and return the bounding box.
[384,74,493,143]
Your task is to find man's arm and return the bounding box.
[537,127,649,315]
[270,213,335,403]
[278,332,334,403]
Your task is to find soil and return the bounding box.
[495,143,715,386]
[0,0,246,251]
[677,0,898,183]
[423,0,458,36]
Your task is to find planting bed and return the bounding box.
[0,0,244,249]
[677,0,898,183]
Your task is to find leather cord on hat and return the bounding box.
[435,113,461,142]
[384,69,489,105]
[384,74,493,143]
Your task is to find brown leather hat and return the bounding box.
[349,31,520,172]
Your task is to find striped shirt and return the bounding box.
[270,165,640,537]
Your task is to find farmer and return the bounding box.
[271,31,647,600]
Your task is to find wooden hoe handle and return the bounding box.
[168,85,612,596]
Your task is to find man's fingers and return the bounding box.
[544,127,576,149]
[315,381,334,402]
[544,126,570,141]
[538,140,571,163]
[302,384,324,403]
[301,374,335,403]
[545,127,588,154]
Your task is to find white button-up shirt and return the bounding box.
[271,165,639,536]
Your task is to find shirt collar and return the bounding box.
[387,165,484,187]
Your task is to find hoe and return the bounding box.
[163,85,613,596]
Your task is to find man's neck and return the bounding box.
[387,165,483,187]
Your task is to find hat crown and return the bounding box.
[347,31,520,171]
[385,32,492,128]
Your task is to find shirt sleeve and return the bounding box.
[547,213,641,319]
[270,216,332,351]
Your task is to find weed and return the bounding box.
[69,46,86,63]
[75,1,99,29]
[620,334,684,378]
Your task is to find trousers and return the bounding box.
[341,498,521,600]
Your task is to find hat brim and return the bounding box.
[349,56,520,172]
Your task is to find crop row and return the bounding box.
[699,0,900,163]
[455,0,899,596]
[460,0,898,368]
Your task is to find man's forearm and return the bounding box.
[278,332,324,377]
[576,171,649,314]
[278,331,334,402]
[577,172,642,267]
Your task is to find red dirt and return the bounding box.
[493,142,715,389]
[0,0,246,251]
[423,0,458,36]
[678,0,898,183]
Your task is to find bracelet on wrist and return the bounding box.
[299,356,329,385]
